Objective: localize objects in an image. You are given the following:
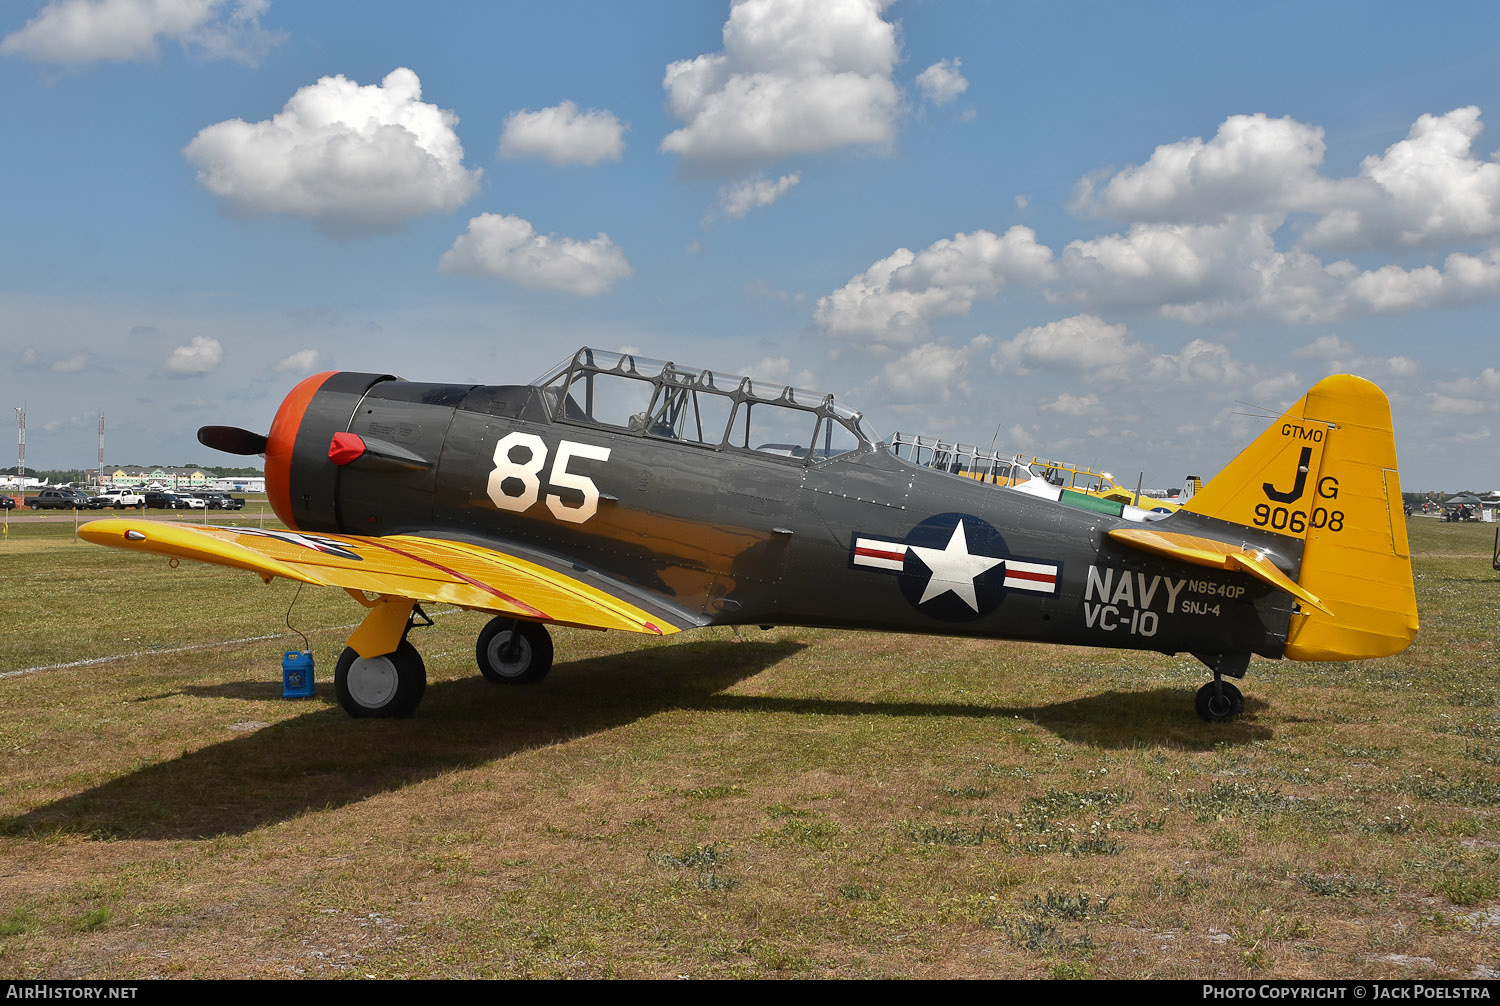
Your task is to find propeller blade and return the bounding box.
[198,425,269,455]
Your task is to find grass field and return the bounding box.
[0,517,1497,979]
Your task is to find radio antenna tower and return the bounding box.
[15,405,24,483]
[98,410,105,488]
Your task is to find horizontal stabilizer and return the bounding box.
[1108,527,1331,615]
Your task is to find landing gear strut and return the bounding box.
[1193,651,1248,722]
[333,602,432,718]
[475,617,554,684]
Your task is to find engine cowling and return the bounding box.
[265,371,395,532]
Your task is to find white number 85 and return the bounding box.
[486,432,611,524]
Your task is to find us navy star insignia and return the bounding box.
[907,520,1003,612]
[849,512,1061,622]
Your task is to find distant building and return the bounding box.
[209,476,266,493]
[103,467,214,490]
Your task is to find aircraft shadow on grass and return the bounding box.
[8,642,1271,842]
[6,640,800,841]
[697,688,1273,750]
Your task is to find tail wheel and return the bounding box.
[1195,680,1245,722]
[335,640,427,718]
[475,618,553,685]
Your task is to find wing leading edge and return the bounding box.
[77,519,682,636]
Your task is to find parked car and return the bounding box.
[0,493,14,510]
[188,491,245,510]
[91,488,146,509]
[26,488,104,510]
[141,491,205,510]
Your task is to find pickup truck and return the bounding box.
[26,489,104,510]
[188,491,245,510]
[91,488,145,509]
[142,491,206,510]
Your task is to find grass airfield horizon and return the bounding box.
[0,517,1497,979]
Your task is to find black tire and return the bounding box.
[1195,680,1245,722]
[475,618,553,685]
[334,640,427,718]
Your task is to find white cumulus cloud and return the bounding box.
[880,341,972,401]
[273,348,320,374]
[816,226,1056,345]
[1061,215,1282,311]
[1074,107,1500,256]
[163,335,223,376]
[1288,334,1420,382]
[1057,107,1500,325]
[1039,392,1103,416]
[1304,107,1500,249]
[17,347,104,373]
[1060,212,1500,323]
[1427,394,1491,415]
[991,314,1144,374]
[915,58,967,106]
[1293,333,1356,360]
[660,0,902,173]
[708,172,801,222]
[184,67,481,237]
[1143,338,1244,385]
[1073,113,1334,221]
[1343,247,1500,314]
[439,213,632,296]
[1434,367,1500,399]
[498,100,626,165]
[2,0,281,65]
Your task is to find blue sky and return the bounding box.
[2,0,1497,491]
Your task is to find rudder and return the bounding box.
[1184,375,1418,661]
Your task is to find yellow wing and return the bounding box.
[78,519,684,636]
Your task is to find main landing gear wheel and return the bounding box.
[335,640,427,718]
[475,617,553,685]
[1195,680,1245,722]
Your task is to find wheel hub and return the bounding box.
[487,632,532,677]
[346,655,399,708]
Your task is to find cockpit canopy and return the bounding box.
[532,348,876,462]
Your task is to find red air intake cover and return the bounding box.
[328,432,366,466]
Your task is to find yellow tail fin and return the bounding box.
[1184,375,1418,660]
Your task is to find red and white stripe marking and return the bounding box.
[853,537,908,571]
[857,533,1059,595]
[1003,559,1058,593]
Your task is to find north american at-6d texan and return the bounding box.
[80,348,1418,721]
